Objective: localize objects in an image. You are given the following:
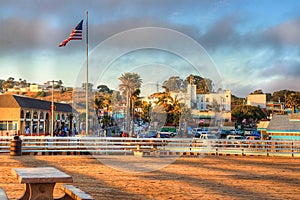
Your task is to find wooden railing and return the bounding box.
[0,136,300,157]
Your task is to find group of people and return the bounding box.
[54,126,77,137]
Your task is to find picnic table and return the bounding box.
[11,167,73,200]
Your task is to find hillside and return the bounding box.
[6,91,74,103]
[41,91,73,103]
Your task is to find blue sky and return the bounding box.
[1,0,300,97]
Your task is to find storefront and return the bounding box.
[0,94,76,136]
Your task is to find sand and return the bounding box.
[0,154,300,200]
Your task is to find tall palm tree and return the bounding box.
[118,73,142,135]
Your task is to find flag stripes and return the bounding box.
[59,20,83,47]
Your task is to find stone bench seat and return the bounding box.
[59,184,95,200]
[0,187,8,200]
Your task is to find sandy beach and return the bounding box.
[0,154,300,200]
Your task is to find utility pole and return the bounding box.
[51,80,55,137]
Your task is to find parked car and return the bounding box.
[219,130,234,139]
[193,128,203,138]
[193,128,210,138]
[234,129,244,135]
[157,126,177,137]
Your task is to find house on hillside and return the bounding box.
[0,94,77,136]
[267,114,300,140]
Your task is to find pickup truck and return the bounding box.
[193,134,218,147]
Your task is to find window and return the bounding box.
[39,121,44,133]
[40,112,44,119]
[25,111,31,119]
[12,122,17,130]
[0,121,17,130]
[32,121,38,133]
[33,111,38,119]
[0,121,7,130]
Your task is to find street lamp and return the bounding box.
[50,80,59,137]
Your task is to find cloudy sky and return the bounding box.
[1,0,300,97]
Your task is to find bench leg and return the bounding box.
[18,183,55,200]
[55,194,73,200]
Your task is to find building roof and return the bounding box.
[257,120,269,130]
[0,94,73,112]
[267,114,300,131]
[0,94,20,108]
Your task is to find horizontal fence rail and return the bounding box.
[0,136,300,157]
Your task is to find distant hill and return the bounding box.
[5,90,73,103]
[41,91,73,103]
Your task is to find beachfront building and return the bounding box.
[0,94,76,136]
[266,114,300,140]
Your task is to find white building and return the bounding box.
[246,94,266,108]
[29,84,43,92]
[196,90,231,112]
[170,84,232,122]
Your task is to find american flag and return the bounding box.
[59,20,83,47]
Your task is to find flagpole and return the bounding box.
[85,10,89,135]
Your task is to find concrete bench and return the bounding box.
[0,187,8,200]
[59,184,95,200]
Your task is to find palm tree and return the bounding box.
[285,93,300,114]
[155,93,182,126]
[118,73,142,135]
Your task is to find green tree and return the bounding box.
[82,82,94,91]
[231,105,266,123]
[251,89,264,94]
[97,85,113,94]
[36,91,45,97]
[2,77,15,90]
[162,76,184,92]
[139,101,152,123]
[185,74,212,94]
[285,93,300,114]
[272,90,293,102]
[155,93,182,126]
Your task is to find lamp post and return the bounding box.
[51,80,59,137]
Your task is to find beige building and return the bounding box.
[29,84,43,92]
[0,94,76,136]
[246,94,266,108]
